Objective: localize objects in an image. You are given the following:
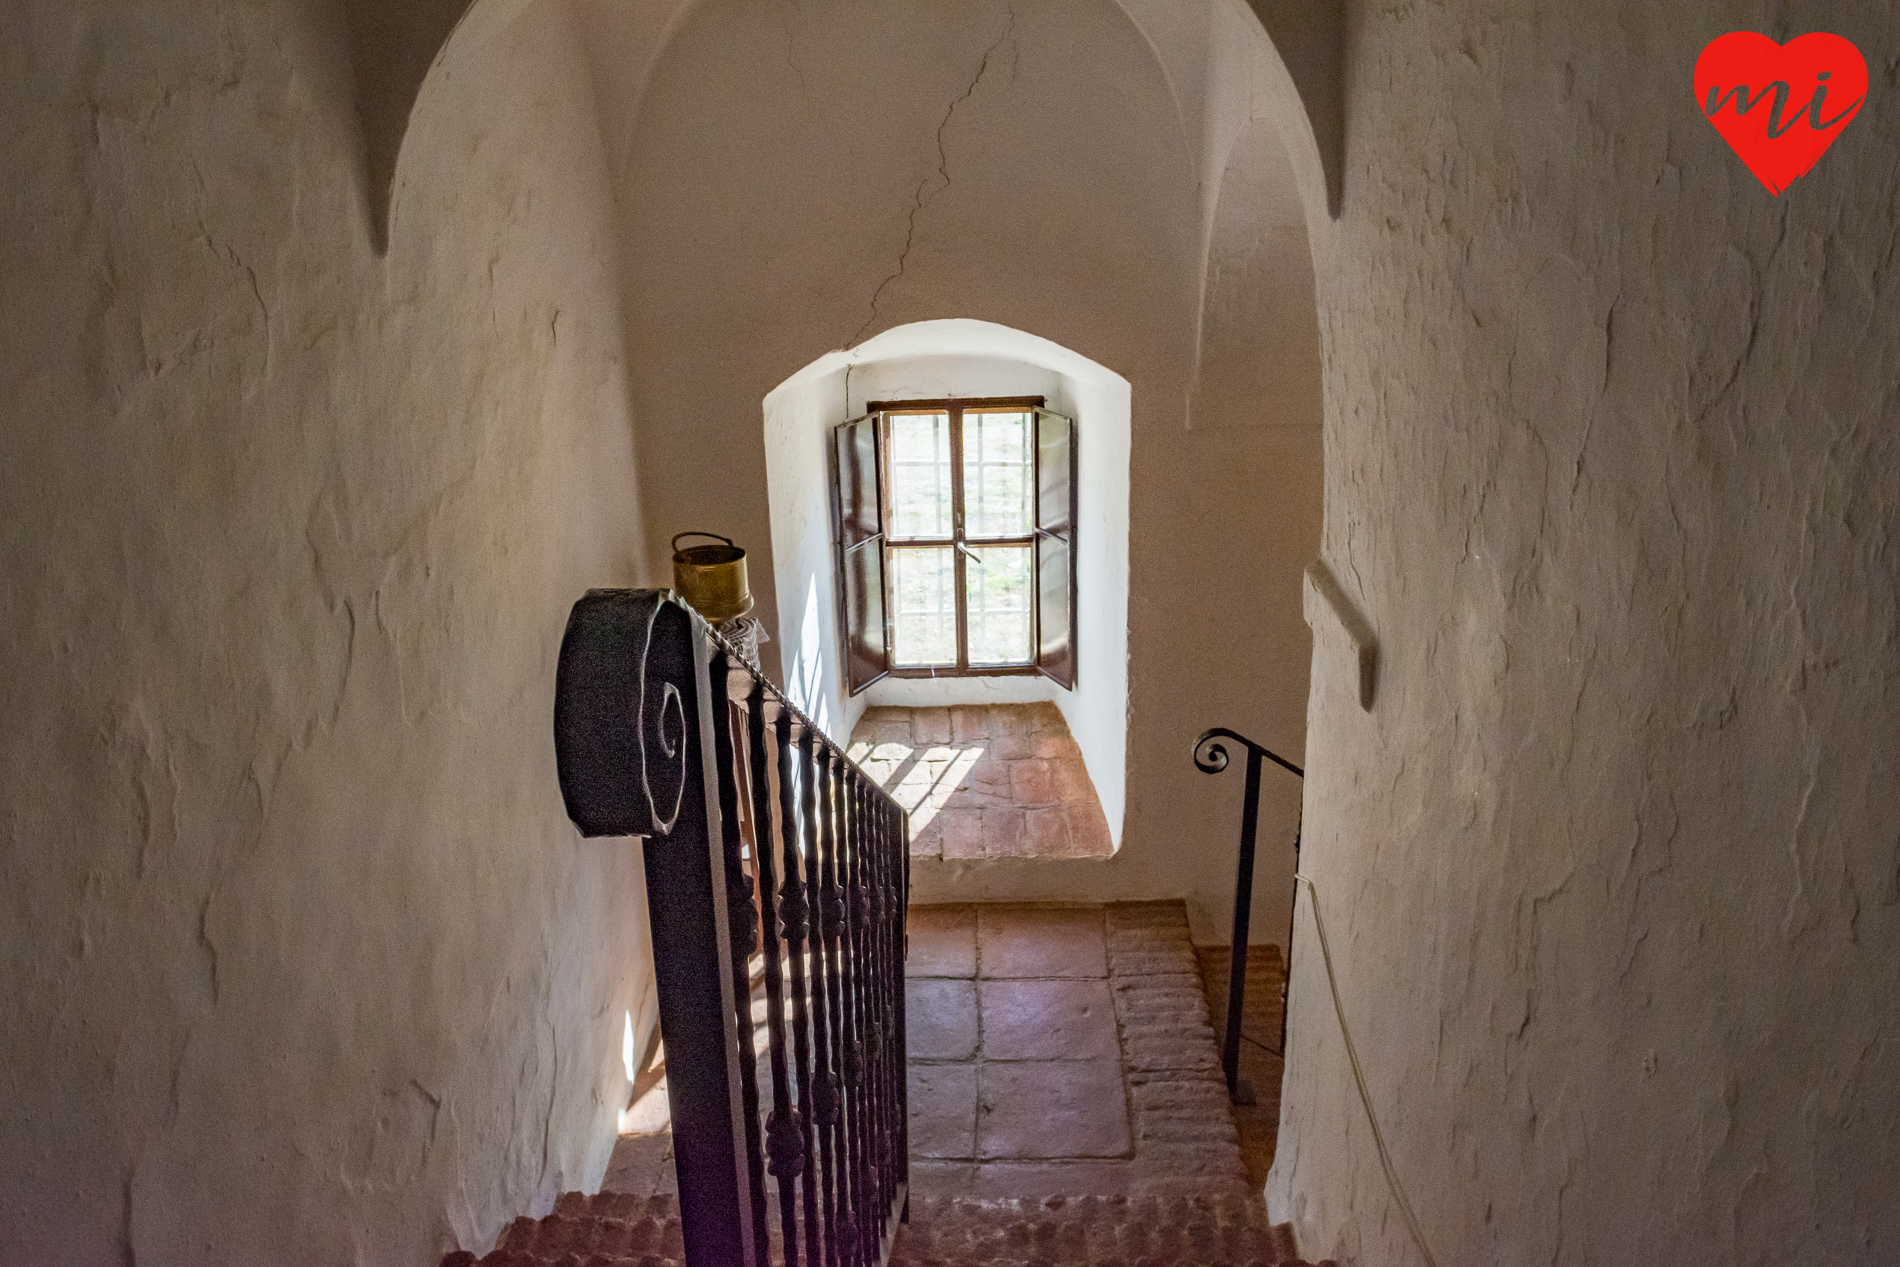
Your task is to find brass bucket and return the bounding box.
[671,532,752,622]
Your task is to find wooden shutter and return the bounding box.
[833,413,890,694]
[1034,409,1077,688]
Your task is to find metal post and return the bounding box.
[555,590,913,1267]
[641,676,758,1266]
[553,591,760,1266]
[1222,746,1264,1104]
[1193,726,1305,1108]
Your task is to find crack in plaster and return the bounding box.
[130,717,180,881]
[1881,831,1900,908]
[164,1029,190,1132]
[846,4,1017,349]
[196,891,222,1006]
[119,1166,136,1267]
[778,0,811,105]
[543,1018,557,1181]
[1571,289,1618,498]
[1782,767,1825,941]
[186,157,273,390]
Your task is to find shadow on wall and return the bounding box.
[762,319,1131,851]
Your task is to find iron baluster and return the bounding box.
[775,711,820,1267]
[874,800,899,1224]
[1193,726,1305,1105]
[866,796,885,1226]
[835,762,865,1267]
[811,746,845,1266]
[890,800,910,1226]
[749,691,802,1264]
[796,728,835,1267]
[710,654,772,1267]
[848,773,875,1267]
[870,798,886,1221]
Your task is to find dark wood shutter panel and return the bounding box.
[1034,409,1077,689]
[833,413,889,694]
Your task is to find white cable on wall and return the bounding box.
[1293,872,1440,1267]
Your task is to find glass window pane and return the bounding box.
[962,410,1033,539]
[964,544,1032,666]
[890,547,957,667]
[888,413,952,540]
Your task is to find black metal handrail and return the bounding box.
[1193,727,1303,1105]
[554,589,910,1266]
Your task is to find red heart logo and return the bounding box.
[1695,32,1867,195]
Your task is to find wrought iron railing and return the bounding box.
[1192,727,1304,1105]
[554,589,909,1266]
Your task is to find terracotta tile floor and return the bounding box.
[904,903,1249,1199]
[846,704,1113,860]
[602,902,1261,1207]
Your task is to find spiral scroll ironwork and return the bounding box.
[1193,725,1306,779]
[555,587,914,1267]
[646,677,687,829]
[553,588,694,837]
[1194,728,1240,774]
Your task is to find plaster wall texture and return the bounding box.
[762,327,1133,849]
[1,3,653,1262]
[1269,4,1900,1264]
[1191,117,1324,436]
[614,0,1321,946]
[759,357,858,739]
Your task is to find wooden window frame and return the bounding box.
[870,396,1047,678]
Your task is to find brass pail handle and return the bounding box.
[672,531,737,555]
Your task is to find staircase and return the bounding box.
[506,592,1333,1267]
[449,1190,1320,1266]
[893,1192,1315,1265]
[442,903,1332,1267]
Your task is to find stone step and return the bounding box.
[443,1189,1333,1267]
[442,1192,683,1266]
[444,903,1336,1267]
[893,1192,1323,1267]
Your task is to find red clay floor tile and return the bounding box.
[965,1159,1139,1199]
[978,907,1108,979]
[906,978,978,1060]
[980,808,1030,857]
[907,1160,976,1195]
[908,1063,978,1159]
[847,702,1113,861]
[1010,758,1058,804]
[907,905,977,978]
[978,978,1118,1061]
[1023,805,1073,855]
[978,1059,1131,1159]
[938,807,984,859]
[911,706,952,745]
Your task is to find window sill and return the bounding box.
[886,665,1042,679]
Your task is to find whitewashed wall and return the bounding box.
[0,4,653,1262]
[1270,3,1900,1264]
